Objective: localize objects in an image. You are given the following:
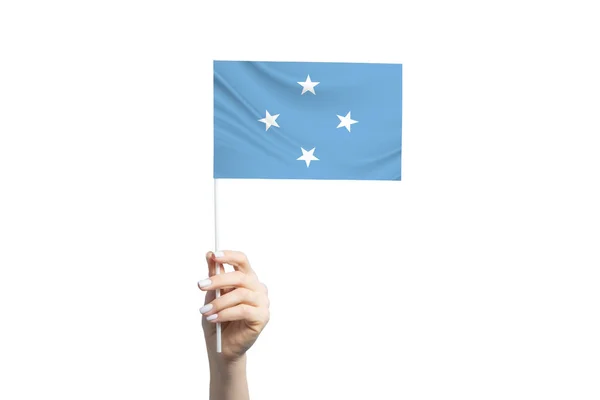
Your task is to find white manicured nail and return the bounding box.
[214,251,225,258]
[199,304,213,314]
[206,314,218,321]
[198,279,212,288]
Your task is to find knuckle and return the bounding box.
[262,310,270,325]
[238,288,251,302]
[238,251,249,264]
[236,271,247,285]
[247,274,260,288]
[240,304,250,318]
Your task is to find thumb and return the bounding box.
[205,251,225,276]
[205,251,216,275]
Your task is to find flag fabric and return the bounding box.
[214,61,402,181]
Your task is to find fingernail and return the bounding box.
[214,251,224,258]
[206,314,218,321]
[199,304,213,314]
[198,279,212,288]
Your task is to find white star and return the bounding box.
[297,147,319,168]
[336,111,358,132]
[258,110,280,131]
[297,75,320,95]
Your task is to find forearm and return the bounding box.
[209,354,249,400]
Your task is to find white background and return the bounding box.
[1,1,599,399]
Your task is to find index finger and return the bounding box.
[213,250,254,274]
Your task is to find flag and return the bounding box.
[214,60,402,180]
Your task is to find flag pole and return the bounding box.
[214,178,222,353]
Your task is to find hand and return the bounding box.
[199,250,270,362]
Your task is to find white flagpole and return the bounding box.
[214,178,222,353]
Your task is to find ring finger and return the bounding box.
[199,287,262,317]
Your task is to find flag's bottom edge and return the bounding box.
[212,176,401,181]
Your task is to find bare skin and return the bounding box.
[199,250,270,400]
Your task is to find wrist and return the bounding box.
[209,354,248,400]
[209,353,247,377]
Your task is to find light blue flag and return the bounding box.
[214,61,402,180]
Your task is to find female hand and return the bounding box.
[199,250,270,362]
